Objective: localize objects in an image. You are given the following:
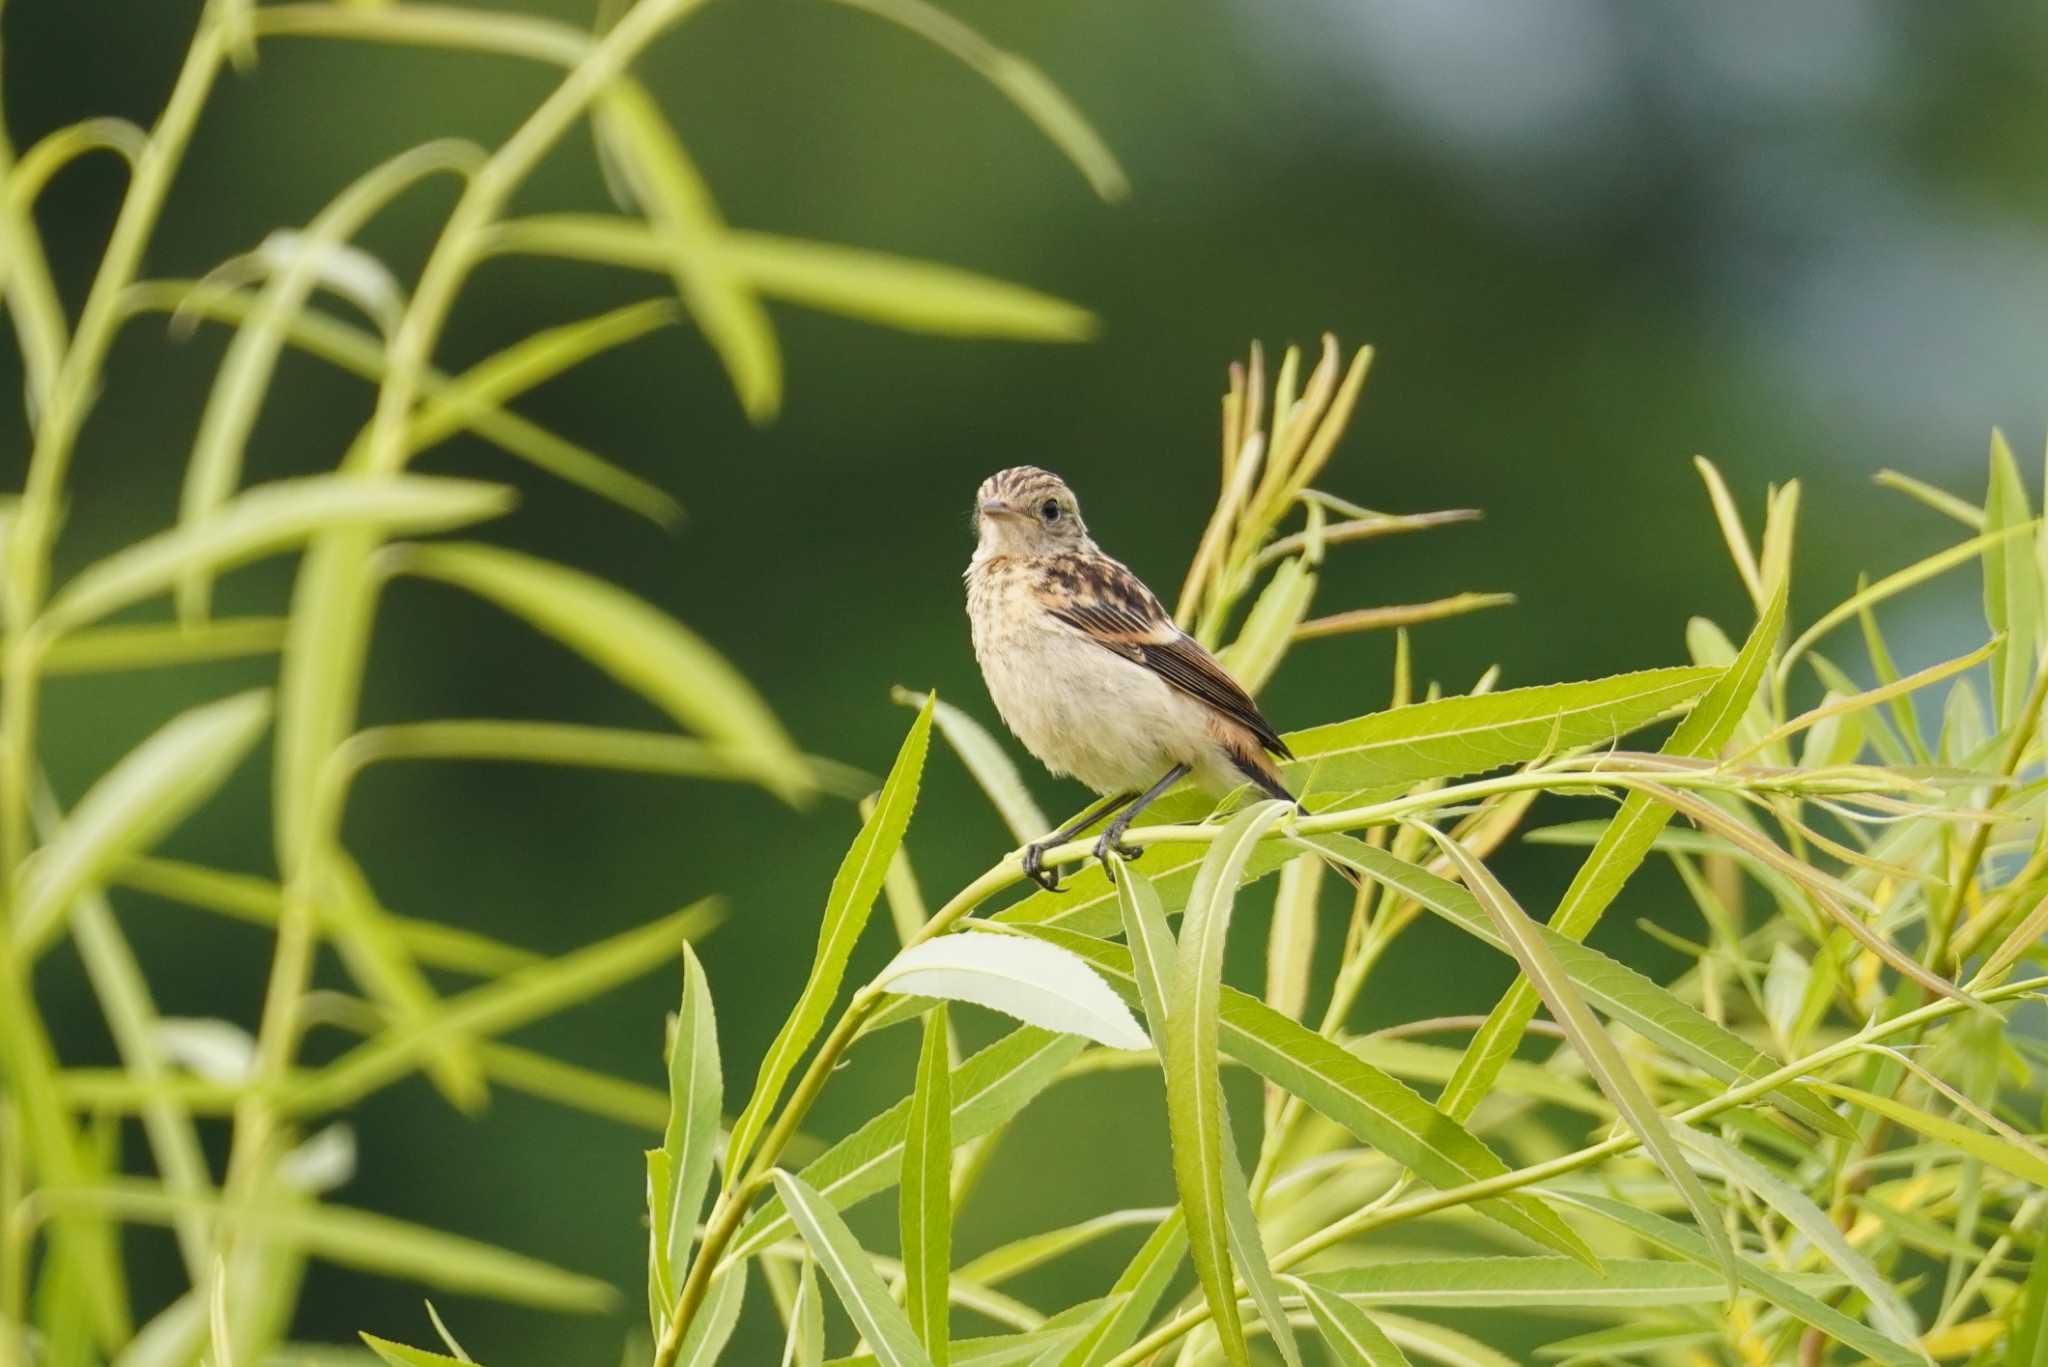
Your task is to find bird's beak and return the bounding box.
[979,500,1026,522]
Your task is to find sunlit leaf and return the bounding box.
[874,931,1149,1050]
[783,1258,824,1367]
[1279,666,1715,801]
[361,1334,475,1367]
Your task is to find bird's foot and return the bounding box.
[1092,828,1143,881]
[1021,842,1062,894]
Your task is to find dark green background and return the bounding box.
[8,1,2039,1359]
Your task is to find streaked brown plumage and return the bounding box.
[964,465,1296,890]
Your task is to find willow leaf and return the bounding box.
[726,695,933,1179]
[903,1005,953,1362]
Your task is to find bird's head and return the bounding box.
[973,466,1093,557]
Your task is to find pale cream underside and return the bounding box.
[967,553,1249,799]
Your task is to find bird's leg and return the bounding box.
[1022,789,1138,893]
[1094,763,1191,878]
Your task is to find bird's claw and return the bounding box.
[1021,842,1062,894]
[1093,831,1143,880]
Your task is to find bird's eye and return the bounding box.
[1041,499,1062,522]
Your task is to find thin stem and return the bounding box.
[1931,660,2048,967]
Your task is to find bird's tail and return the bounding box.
[1229,752,1365,890]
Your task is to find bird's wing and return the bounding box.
[1036,556,1294,760]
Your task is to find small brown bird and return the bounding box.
[965,465,1296,891]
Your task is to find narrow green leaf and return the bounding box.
[399,298,679,459]
[50,1179,612,1310]
[361,1334,475,1367]
[1291,1277,1413,1366]
[726,696,934,1179]
[677,1263,747,1367]
[955,1209,1169,1288]
[903,1006,953,1362]
[18,689,272,956]
[132,281,681,525]
[1552,1191,1919,1367]
[1813,1081,2048,1186]
[825,0,1126,200]
[1301,833,1846,1137]
[1025,921,1597,1264]
[425,1300,473,1361]
[489,217,1095,342]
[1167,801,1292,1366]
[773,1170,937,1367]
[1221,555,1317,695]
[288,900,720,1113]
[1055,1213,1186,1367]
[729,1025,1082,1263]
[1114,862,1175,1036]
[1304,1257,1751,1309]
[1219,1105,1302,1367]
[893,687,1048,844]
[1280,666,1716,799]
[1115,858,1297,1366]
[1265,854,1321,1025]
[43,476,511,633]
[1421,827,1739,1291]
[1439,573,1786,1125]
[319,849,486,1111]
[1984,430,2041,728]
[596,83,780,420]
[784,1259,824,1367]
[66,886,212,1280]
[874,931,1149,1050]
[392,542,811,801]
[37,617,288,675]
[664,943,723,1296]
[179,139,479,621]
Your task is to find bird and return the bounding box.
[965,465,1297,892]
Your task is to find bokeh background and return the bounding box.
[11,0,2048,1359]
